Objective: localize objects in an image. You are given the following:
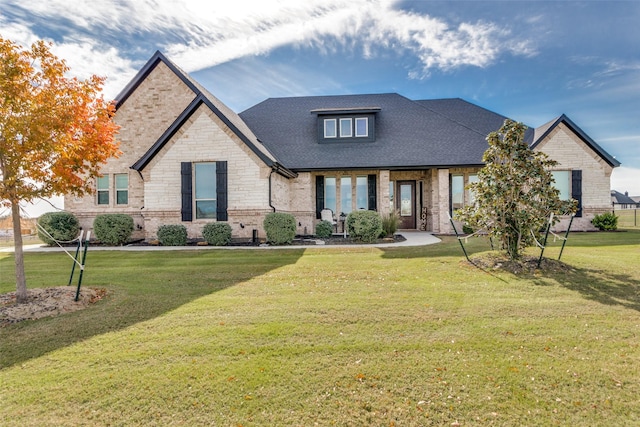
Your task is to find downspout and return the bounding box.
[269,167,276,212]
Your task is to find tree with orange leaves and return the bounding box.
[0,37,120,303]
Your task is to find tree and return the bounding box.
[455,119,576,260]
[0,37,120,303]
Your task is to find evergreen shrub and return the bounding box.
[157,224,188,246]
[93,214,134,245]
[202,222,232,246]
[315,220,334,238]
[37,211,80,245]
[591,212,618,231]
[263,212,296,245]
[346,210,383,243]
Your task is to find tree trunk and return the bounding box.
[11,201,28,303]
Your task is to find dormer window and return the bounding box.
[313,107,379,143]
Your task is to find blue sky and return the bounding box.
[1,0,639,215]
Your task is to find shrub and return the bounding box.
[381,210,400,237]
[157,224,188,246]
[315,220,334,238]
[93,214,134,245]
[37,211,80,245]
[203,222,232,246]
[591,212,618,231]
[263,212,296,245]
[346,210,383,243]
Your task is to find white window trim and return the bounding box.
[324,118,337,138]
[339,118,352,137]
[355,117,368,137]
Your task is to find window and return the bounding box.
[341,177,352,215]
[97,175,109,205]
[451,174,464,211]
[551,171,570,200]
[468,174,479,204]
[194,162,217,219]
[356,176,368,210]
[339,118,352,137]
[115,173,128,205]
[325,177,337,215]
[355,117,368,137]
[324,119,337,138]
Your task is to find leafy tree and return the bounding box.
[455,120,576,260]
[0,38,120,302]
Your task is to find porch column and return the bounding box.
[378,170,390,217]
[435,168,451,234]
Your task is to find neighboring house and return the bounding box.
[65,52,621,240]
[611,190,640,209]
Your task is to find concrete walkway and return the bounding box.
[1,231,440,253]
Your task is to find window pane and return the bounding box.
[97,175,109,190]
[116,190,128,205]
[551,171,570,200]
[324,119,336,138]
[115,174,128,189]
[97,191,109,205]
[400,184,412,216]
[451,175,464,210]
[195,163,216,199]
[325,177,336,214]
[356,176,367,210]
[340,118,352,137]
[355,117,368,137]
[468,174,479,204]
[341,176,352,214]
[196,201,217,219]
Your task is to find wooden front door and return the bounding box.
[397,181,416,229]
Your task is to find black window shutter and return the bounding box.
[315,175,324,219]
[181,162,193,222]
[368,174,377,211]
[216,161,228,221]
[571,170,582,218]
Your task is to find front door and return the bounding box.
[397,181,416,229]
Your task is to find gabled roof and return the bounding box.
[117,51,296,178]
[532,114,620,168]
[611,190,638,205]
[240,95,503,171]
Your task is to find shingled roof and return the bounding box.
[239,94,510,171]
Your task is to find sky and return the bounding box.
[1,0,639,216]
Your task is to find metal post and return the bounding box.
[75,231,91,302]
[558,214,575,261]
[448,214,470,262]
[537,213,553,268]
[68,230,84,285]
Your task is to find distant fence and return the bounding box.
[613,208,639,228]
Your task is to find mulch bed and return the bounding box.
[465,252,575,275]
[0,286,107,325]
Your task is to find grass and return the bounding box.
[1,231,639,426]
[615,209,639,229]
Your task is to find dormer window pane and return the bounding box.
[340,118,352,137]
[324,119,337,138]
[355,117,368,137]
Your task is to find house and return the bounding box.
[611,190,639,209]
[65,51,621,240]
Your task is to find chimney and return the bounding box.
[625,191,629,196]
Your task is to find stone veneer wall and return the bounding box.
[65,61,197,239]
[533,123,614,231]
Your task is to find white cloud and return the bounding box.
[4,0,533,82]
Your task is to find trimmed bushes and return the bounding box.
[591,212,618,231]
[203,222,232,246]
[93,214,134,245]
[346,210,383,243]
[37,211,80,245]
[263,212,296,245]
[157,224,188,246]
[315,220,334,238]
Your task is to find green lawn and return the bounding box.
[615,209,640,229]
[1,231,639,426]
